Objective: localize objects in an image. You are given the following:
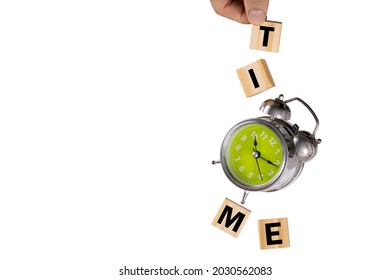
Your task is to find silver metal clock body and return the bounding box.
[220,116,305,192]
[213,95,320,203]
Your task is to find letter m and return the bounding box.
[217,205,246,233]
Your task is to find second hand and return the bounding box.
[253,148,263,180]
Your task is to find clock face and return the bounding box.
[221,119,286,190]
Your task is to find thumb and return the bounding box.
[244,0,269,25]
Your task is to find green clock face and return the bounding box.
[221,119,286,190]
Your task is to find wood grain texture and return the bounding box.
[212,198,251,238]
[258,217,290,249]
[250,21,282,53]
[236,59,275,97]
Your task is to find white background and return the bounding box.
[1,0,389,279]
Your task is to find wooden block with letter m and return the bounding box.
[212,198,251,238]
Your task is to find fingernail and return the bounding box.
[248,10,266,25]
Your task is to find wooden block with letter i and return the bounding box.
[250,20,282,52]
[236,59,275,97]
[212,198,251,238]
[258,217,290,249]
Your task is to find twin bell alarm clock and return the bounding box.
[213,94,321,203]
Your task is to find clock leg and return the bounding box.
[241,191,249,204]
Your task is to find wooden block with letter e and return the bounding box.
[250,20,282,52]
[258,217,290,249]
[236,59,275,97]
[212,198,251,238]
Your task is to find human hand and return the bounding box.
[210,0,269,25]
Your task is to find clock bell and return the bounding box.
[260,94,322,162]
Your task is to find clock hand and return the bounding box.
[253,136,279,168]
[252,148,263,180]
[258,156,279,168]
[254,136,258,148]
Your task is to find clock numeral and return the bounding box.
[274,160,280,165]
[240,135,247,141]
[250,131,258,139]
[274,149,280,155]
[269,137,277,146]
[235,155,241,162]
[247,172,253,178]
[235,144,241,151]
[267,170,274,176]
[260,131,268,140]
[239,166,245,172]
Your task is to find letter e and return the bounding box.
[258,218,290,249]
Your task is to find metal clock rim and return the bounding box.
[220,118,289,192]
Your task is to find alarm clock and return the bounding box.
[213,94,321,204]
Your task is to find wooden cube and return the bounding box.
[250,20,282,52]
[236,59,275,97]
[212,198,251,238]
[258,217,290,249]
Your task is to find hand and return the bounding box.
[253,148,263,180]
[258,155,279,168]
[252,138,263,180]
[253,136,279,168]
[210,0,269,25]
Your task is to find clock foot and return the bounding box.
[241,191,249,204]
[212,160,221,165]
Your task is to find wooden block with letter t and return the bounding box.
[212,198,251,238]
[236,59,275,97]
[250,20,282,52]
[258,217,290,249]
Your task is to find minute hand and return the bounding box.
[258,156,279,168]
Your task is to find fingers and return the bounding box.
[210,0,250,24]
[244,0,269,25]
[210,0,270,25]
